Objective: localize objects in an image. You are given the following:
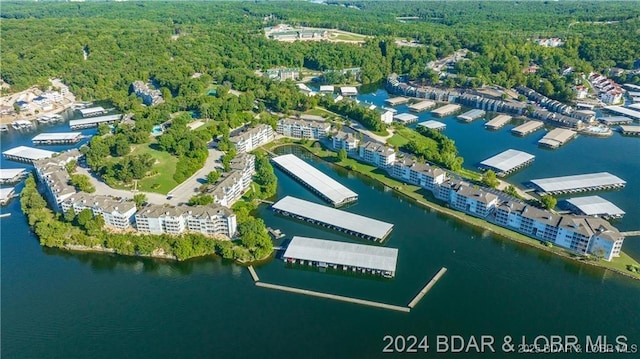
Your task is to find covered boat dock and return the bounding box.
[479,149,535,177]
[565,195,625,219]
[530,172,626,195]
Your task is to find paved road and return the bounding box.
[77,148,224,206]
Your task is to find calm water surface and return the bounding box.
[1,94,639,358]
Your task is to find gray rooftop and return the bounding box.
[480,149,535,173]
[32,132,82,141]
[3,146,56,160]
[69,114,121,127]
[283,236,398,272]
[0,187,15,201]
[417,120,446,130]
[78,106,105,116]
[272,154,357,205]
[598,116,632,124]
[531,172,626,193]
[566,196,625,217]
[604,106,640,120]
[0,168,27,180]
[393,113,418,122]
[273,196,393,240]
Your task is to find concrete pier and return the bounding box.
[407,267,447,309]
[256,282,410,313]
[247,266,260,282]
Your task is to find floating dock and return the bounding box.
[255,282,410,313]
[407,267,447,309]
[271,154,358,207]
[431,104,461,117]
[598,116,632,125]
[603,106,640,121]
[530,172,626,195]
[0,187,16,206]
[272,196,394,242]
[565,196,625,219]
[283,236,398,278]
[457,109,485,122]
[538,128,577,148]
[0,168,27,184]
[2,146,56,163]
[393,113,418,124]
[69,114,121,130]
[385,97,409,106]
[417,120,446,131]
[479,149,535,177]
[247,265,260,282]
[32,132,83,145]
[511,120,544,136]
[619,125,640,136]
[485,115,512,130]
[78,106,106,117]
[408,100,436,113]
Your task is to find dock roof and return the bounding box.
[408,100,435,111]
[393,113,418,123]
[598,116,632,124]
[530,172,626,193]
[78,106,105,116]
[69,114,121,127]
[0,187,15,201]
[283,236,398,272]
[604,106,640,120]
[0,168,27,180]
[480,149,534,173]
[32,132,82,142]
[565,196,625,217]
[485,115,512,128]
[417,120,446,130]
[272,154,357,205]
[3,146,56,160]
[512,120,543,134]
[273,196,393,240]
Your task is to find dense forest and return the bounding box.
[2,1,639,103]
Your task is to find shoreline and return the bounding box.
[270,142,640,282]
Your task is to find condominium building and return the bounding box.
[61,193,137,230]
[332,131,360,153]
[33,149,83,212]
[359,141,396,168]
[390,157,446,191]
[229,124,275,153]
[449,184,499,218]
[131,80,164,106]
[276,118,330,139]
[135,204,237,238]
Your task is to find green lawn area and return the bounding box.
[128,141,179,194]
[387,133,409,147]
[330,31,369,41]
[304,107,333,117]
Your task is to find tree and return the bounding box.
[133,193,147,209]
[111,135,131,157]
[97,123,111,136]
[540,195,557,210]
[337,148,347,161]
[481,170,499,188]
[188,194,214,205]
[206,170,221,184]
[65,159,77,174]
[70,174,96,193]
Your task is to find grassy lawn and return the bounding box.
[387,133,409,147]
[276,140,640,280]
[304,108,333,117]
[128,141,178,194]
[330,31,369,42]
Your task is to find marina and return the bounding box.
[564,195,625,219]
[271,154,358,206]
[384,97,409,106]
[2,146,56,163]
[457,109,486,122]
[603,106,640,121]
[77,106,106,117]
[619,125,640,136]
[408,100,436,113]
[69,114,121,129]
[0,168,27,184]
[538,128,577,148]
[36,114,64,125]
[530,172,626,195]
[598,116,633,125]
[11,120,35,131]
[393,112,418,124]
[431,104,461,117]
[417,120,446,131]
[479,149,535,177]
[484,114,512,130]
[32,132,83,145]
[0,187,16,206]
[282,236,398,278]
[272,196,394,242]
[511,120,544,136]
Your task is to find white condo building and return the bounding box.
[276,118,330,139]
[332,131,360,153]
[359,141,396,168]
[135,204,237,238]
[229,124,275,153]
[61,193,137,230]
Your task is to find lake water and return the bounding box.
[1,93,639,358]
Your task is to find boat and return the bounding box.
[71,102,93,110]
[11,120,34,131]
[0,125,8,133]
[37,115,52,124]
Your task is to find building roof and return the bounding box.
[0,187,15,201]
[283,236,398,272]
[480,149,534,173]
[319,85,334,92]
[604,106,640,120]
[229,124,272,143]
[417,120,446,130]
[530,172,626,193]
[455,184,498,205]
[0,168,27,180]
[340,86,358,95]
[485,115,512,128]
[273,196,393,240]
[69,114,121,127]
[78,106,105,116]
[64,193,136,214]
[272,154,357,205]
[512,120,544,134]
[32,132,82,142]
[620,125,640,133]
[565,196,625,217]
[431,104,461,115]
[136,203,233,219]
[393,113,418,122]
[458,109,485,120]
[538,128,576,147]
[598,116,632,124]
[3,146,56,160]
[408,100,435,111]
